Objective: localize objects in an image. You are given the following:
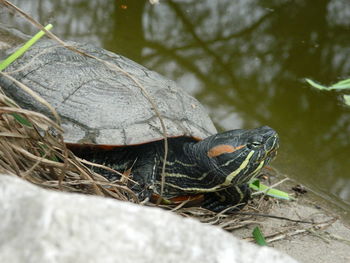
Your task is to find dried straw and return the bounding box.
[0,88,137,202]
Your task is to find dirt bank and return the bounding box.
[233,182,350,263]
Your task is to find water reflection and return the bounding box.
[140,1,350,213]
[1,0,350,215]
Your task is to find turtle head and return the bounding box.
[202,126,279,186]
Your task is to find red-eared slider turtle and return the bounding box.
[0,37,279,212]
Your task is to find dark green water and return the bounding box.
[1,0,350,220]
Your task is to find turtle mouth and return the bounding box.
[264,145,278,164]
[264,133,279,162]
[249,135,278,172]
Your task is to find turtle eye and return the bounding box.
[248,135,264,149]
[247,141,262,149]
[251,141,262,147]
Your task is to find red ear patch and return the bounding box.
[207,144,244,158]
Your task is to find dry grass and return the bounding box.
[0,87,137,202]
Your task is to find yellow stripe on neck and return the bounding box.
[223,151,254,186]
[237,159,265,185]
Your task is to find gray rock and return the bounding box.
[0,175,298,263]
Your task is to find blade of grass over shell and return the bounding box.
[0,24,53,71]
[252,226,267,246]
[0,24,53,126]
[249,179,291,200]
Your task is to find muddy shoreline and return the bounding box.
[232,178,350,263]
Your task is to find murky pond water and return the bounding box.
[1,0,350,221]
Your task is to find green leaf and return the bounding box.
[305,77,350,91]
[332,78,350,89]
[252,226,267,246]
[38,143,60,162]
[305,78,329,90]
[0,24,53,71]
[249,179,260,191]
[11,113,33,127]
[251,179,260,188]
[249,180,293,200]
[50,154,60,162]
[344,95,350,106]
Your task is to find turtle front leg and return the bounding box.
[129,160,158,202]
[201,184,251,212]
[129,179,154,201]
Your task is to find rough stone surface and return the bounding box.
[0,175,298,263]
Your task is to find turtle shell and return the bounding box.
[1,39,217,145]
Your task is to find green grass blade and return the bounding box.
[249,180,261,191]
[336,78,350,85]
[329,84,350,90]
[252,226,267,246]
[305,78,329,90]
[344,95,350,106]
[0,24,53,71]
[249,180,292,200]
[305,77,350,91]
[251,179,260,188]
[332,78,350,88]
[11,113,33,127]
[38,143,60,162]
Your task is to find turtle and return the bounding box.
[0,36,279,212]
